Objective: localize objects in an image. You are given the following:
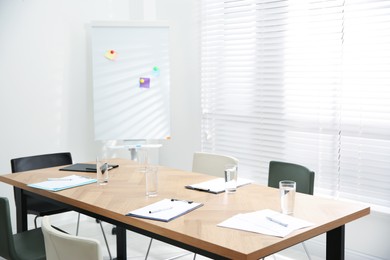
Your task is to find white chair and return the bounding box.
[41,216,103,260]
[192,151,239,177]
[145,152,239,260]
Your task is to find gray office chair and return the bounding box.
[268,160,315,260]
[0,196,46,260]
[42,216,103,260]
[145,152,238,260]
[11,152,112,260]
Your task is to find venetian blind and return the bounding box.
[200,0,390,209]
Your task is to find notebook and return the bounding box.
[59,163,119,173]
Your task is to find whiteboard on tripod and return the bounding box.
[89,21,171,141]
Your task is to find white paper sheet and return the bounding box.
[126,198,203,222]
[28,175,97,192]
[186,177,253,194]
[218,209,314,237]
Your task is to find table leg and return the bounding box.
[115,225,127,260]
[15,188,28,232]
[326,225,345,260]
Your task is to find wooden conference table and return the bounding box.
[0,158,370,260]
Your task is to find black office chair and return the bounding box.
[268,160,315,260]
[11,152,112,259]
[0,196,46,260]
[11,152,75,229]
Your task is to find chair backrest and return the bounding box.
[0,197,16,259]
[10,152,73,213]
[41,216,103,260]
[1,197,46,260]
[192,152,239,177]
[268,161,315,195]
[11,152,73,173]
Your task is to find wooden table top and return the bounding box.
[0,158,370,260]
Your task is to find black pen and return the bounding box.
[87,164,118,172]
[171,198,194,204]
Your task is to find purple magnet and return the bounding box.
[139,77,150,88]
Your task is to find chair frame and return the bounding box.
[41,216,103,260]
[192,151,239,177]
[0,197,46,260]
[11,152,74,231]
[268,160,315,260]
[268,161,315,195]
[10,152,112,259]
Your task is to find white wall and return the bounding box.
[1,1,388,259]
[0,0,130,167]
[156,0,201,170]
[0,0,126,228]
[0,0,199,231]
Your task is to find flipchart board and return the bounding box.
[89,21,171,141]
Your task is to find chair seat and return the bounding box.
[13,228,46,260]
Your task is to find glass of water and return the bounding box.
[224,164,238,193]
[96,157,109,185]
[279,180,296,214]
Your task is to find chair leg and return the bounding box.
[34,215,39,228]
[98,220,112,260]
[302,242,312,260]
[76,213,81,235]
[145,238,194,260]
[165,252,193,260]
[145,238,153,259]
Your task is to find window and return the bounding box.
[200,0,390,210]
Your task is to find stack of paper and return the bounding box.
[218,209,314,237]
[185,177,253,194]
[126,198,203,222]
[28,175,97,192]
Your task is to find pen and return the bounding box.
[149,206,173,214]
[87,164,118,171]
[190,187,210,192]
[47,178,72,181]
[266,216,288,227]
[171,198,194,204]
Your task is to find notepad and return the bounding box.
[28,175,97,192]
[218,209,314,237]
[126,198,203,222]
[185,177,253,194]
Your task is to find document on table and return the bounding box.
[218,209,314,237]
[126,198,203,222]
[28,175,97,192]
[185,177,253,194]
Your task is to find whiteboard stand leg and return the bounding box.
[129,148,137,161]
